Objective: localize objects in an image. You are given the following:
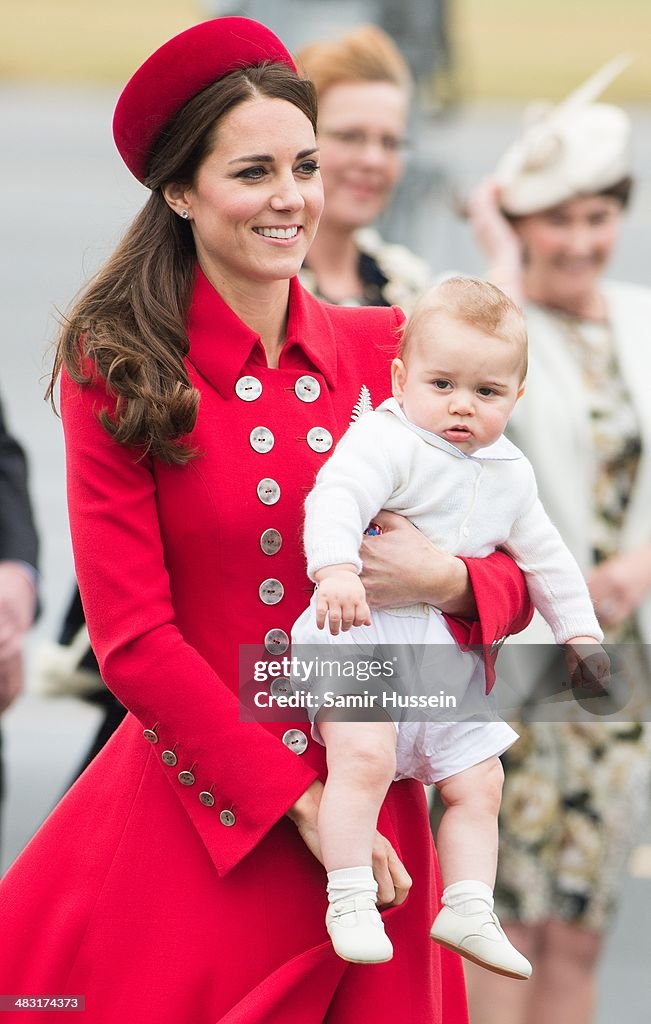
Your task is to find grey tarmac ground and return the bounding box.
[0,85,649,1019]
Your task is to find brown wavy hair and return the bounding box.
[48,62,318,464]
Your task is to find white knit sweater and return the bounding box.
[304,399,603,643]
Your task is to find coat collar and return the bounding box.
[378,397,523,461]
[186,266,338,398]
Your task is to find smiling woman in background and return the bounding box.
[297,25,430,312]
[466,59,651,1024]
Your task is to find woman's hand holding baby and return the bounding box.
[287,780,412,906]
[360,512,477,617]
[314,564,372,634]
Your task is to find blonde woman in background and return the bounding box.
[297,25,430,313]
[297,26,435,606]
[465,60,651,1024]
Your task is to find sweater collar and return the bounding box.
[378,397,523,461]
[186,265,338,398]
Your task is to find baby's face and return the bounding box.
[391,312,525,454]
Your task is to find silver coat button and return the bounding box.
[282,728,308,755]
[250,426,274,453]
[259,578,284,605]
[235,375,262,401]
[178,769,196,786]
[260,528,282,555]
[264,628,289,654]
[307,426,333,453]
[295,375,320,403]
[161,749,178,766]
[270,677,292,698]
[143,728,159,744]
[220,810,236,827]
[199,791,215,807]
[257,478,280,506]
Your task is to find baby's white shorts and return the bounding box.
[291,593,518,784]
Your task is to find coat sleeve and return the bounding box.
[444,551,535,691]
[61,371,317,877]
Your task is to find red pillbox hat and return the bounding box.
[113,17,297,183]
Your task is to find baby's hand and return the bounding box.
[314,565,372,635]
[564,637,611,695]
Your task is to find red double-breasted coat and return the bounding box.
[0,271,531,1023]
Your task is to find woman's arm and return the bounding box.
[61,371,317,878]
[287,779,412,907]
[0,399,38,711]
[467,177,524,306]
[360,511,534,652]
[446,552,534,693]
[360,512,477,616]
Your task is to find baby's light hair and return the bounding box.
[400,277,528,382]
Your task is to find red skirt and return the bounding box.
[0,714,468,1024]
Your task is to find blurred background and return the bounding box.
[1,2,650,1019]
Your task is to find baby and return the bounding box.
[291,277,608,975]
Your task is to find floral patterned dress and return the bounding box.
[496,310,651,931]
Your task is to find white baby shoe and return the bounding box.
[326,895,393,964]
[430,905,532,979]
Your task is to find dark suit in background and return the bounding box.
[0,396,39,849]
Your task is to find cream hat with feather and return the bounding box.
[496,56,633,215]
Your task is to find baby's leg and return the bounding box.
[317,711,396,964]
[435,755,504,889]
[430,756,532,979]
[318,713,396,870]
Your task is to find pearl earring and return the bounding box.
[180,209,190,220]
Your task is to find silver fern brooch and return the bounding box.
[350,385,373,424]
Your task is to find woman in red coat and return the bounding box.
[0,18,531,1023]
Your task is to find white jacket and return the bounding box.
[304,398,602,643]
[506,281,651,647]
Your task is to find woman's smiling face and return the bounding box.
[514,194,623,308]
[168,95,324,289]
[315,80,409,231]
